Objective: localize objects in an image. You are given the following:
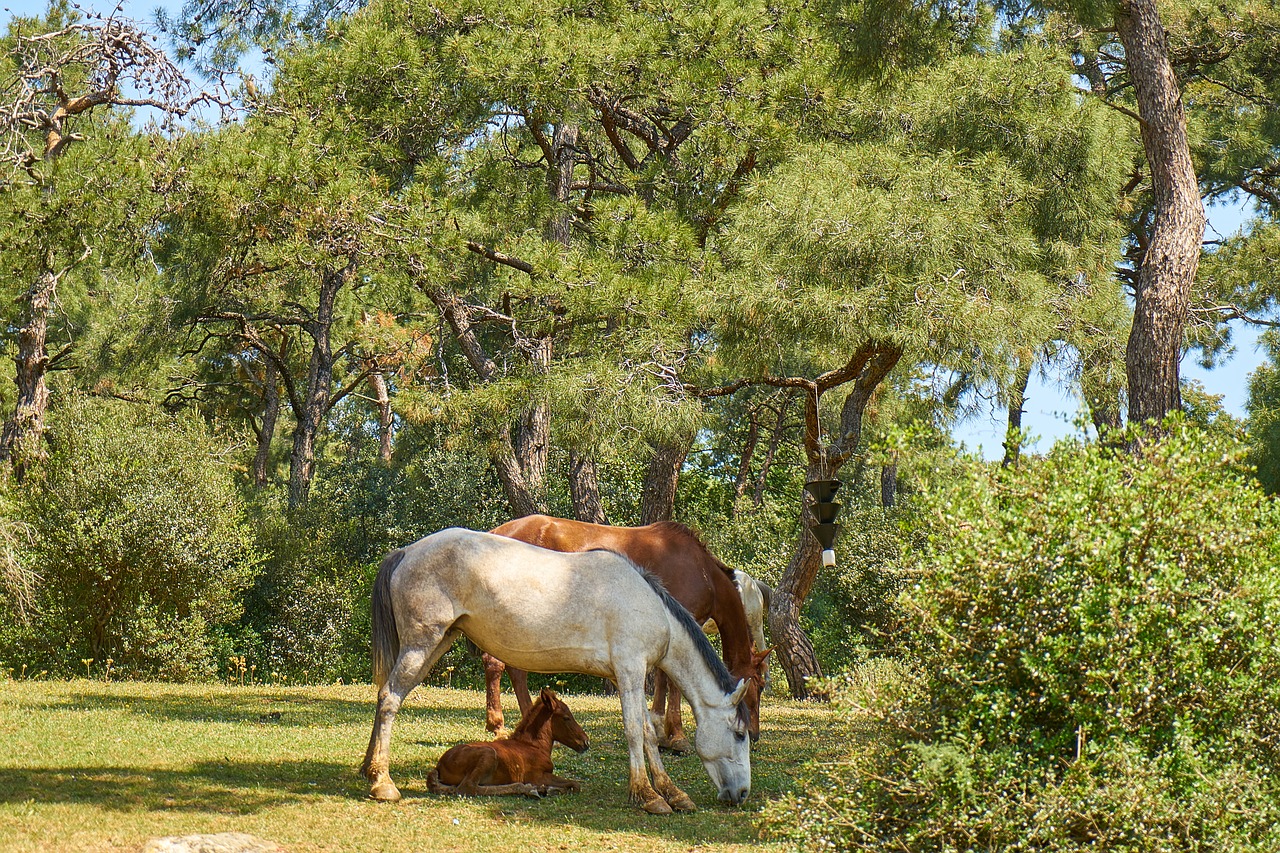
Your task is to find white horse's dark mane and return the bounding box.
[592,549,738,697]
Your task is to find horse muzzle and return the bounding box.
[718,785,750,805]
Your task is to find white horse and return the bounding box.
[705,569,773,692]
[361,528,752,814]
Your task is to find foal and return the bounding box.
[427,687,588,798]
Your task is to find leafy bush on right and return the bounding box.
[764,424,1280,851]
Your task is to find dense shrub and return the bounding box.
[764,425,1280,851]
[4,397,261,680]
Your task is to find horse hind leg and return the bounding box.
[509,666,533,717]
[653,673,692,755]
[483,653,508,734]
[364,626,461,802]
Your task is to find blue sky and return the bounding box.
[6,0,1271,460]
[954,197,1264,459]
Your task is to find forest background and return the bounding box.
[2,0,1280,847]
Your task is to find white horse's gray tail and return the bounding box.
[757,579,773,609]
[371,548,405,688]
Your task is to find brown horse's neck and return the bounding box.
[510,700,555,750]
[653,524,757,673]
[703,561,757,673]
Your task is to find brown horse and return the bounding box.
[427,687,589,798]
[485,515,770,753]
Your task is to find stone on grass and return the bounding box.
[141,832,284,853]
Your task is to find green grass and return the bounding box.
[0,680,836,852]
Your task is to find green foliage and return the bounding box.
[764,425,1280,850]
[4,396,261,680]
[222,416,514,684]
[1245,331,1280,494]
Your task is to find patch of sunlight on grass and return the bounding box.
[0,679,838,852]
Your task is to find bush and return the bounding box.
[763,424,1280,851]
[5,396,261,679]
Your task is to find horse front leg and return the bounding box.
[642,718,696,813]
[483,653,507,734]
[533,772,582,795]
[617,671,671,815]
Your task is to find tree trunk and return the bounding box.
[0,268,56,481]
[253,354,281,490]
[640,435,692,524]
[1002,355,1032,468]
[880,457,897,508]
[569,451,609,524]
[368,370,394,463]
[428,288,547,518]
[769,496,826,697]
[287,265,345,508]
[546,124,579,246]
[769,343,901,699]
[732,405,761,513]
[515,337,552,497]
[1116,0,1206,428]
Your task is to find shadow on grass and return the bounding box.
[31,690,490,732]
[0,758,365,815]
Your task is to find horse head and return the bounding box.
[541,687,590,753]
[694,678,752,805]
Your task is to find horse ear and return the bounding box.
[729,678,749,706]
[540,685,555,703]
[754,646,774,666]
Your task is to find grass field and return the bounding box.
[0,680,837,852]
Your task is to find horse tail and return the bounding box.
[756,577,774,610]
[371,548,406,688]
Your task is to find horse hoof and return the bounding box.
[642,797,674,815]
[665,791,696,812]
[369,781,402,802]
[661,737,692,755]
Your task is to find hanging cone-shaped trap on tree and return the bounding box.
[804,478,842,567]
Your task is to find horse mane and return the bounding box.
[510,694,553,739]
[596,549,738,696]
[648,521,737,582]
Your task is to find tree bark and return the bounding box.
[368,370,394,464]
[0,267,56,481]
[768,343,902,699]
[287,265,346,508]
[640,435,692,524]
[515,337,552,497]
[569,451,609,524]
[880,457,897,508]
[1002,355,1032,468]
[546,123,579,246]
[253,353,282,490]
[1116,0,1206,429]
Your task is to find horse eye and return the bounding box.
[734,731,747,743]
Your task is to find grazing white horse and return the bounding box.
[361,528,752,814]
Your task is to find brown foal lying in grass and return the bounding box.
[427,687,589,798]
